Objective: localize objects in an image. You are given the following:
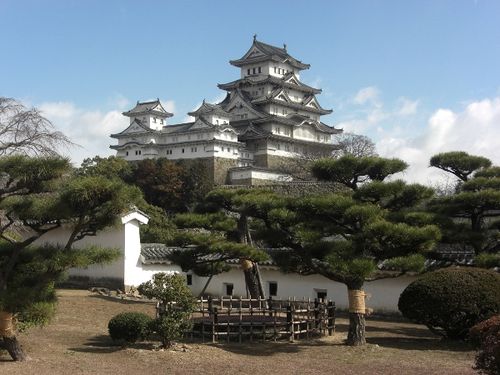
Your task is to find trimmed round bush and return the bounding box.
[398,267,500,339]
[470,315,500,375]
[108,312,153,344]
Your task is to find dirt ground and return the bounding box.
[0,289,477,375]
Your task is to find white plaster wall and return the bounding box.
[230,169,291,181]
[33,224,126,281]
[191,268,415,313]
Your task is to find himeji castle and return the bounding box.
[110,37,342,185]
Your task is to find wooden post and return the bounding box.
[286,305,294,342]
[212,307,218,343]
[268,296,273,317]
[327,301,336,336]
[314,298,320,331]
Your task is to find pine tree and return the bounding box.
[262,156,440,345]
[429,151,500,264]
[0,155,142,360]
[170,188,272,298]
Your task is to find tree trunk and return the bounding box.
[346,313,366,346]
[346,287,367,346]
[241,260,261,299]
[0,312,29,361]
[2,335,29,361]
[198,273,214,298]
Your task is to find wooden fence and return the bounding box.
[186,296,335,343]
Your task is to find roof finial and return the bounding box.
[253,33,257,42]
[283,43,287,51]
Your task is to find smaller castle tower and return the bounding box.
[122,99,173,131]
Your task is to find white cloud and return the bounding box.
[162,99,176,114]
[39,101,128,166]
[377,97,500,185]
[396,97,419,116]
[353,86,380,105]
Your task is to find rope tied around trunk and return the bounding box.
[240,259,253,271]
[348,290,371,315]
[0,311,15,337]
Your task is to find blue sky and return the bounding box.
[1,0,499,183]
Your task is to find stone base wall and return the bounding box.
[213,158,239,185]
[223,182,347,196]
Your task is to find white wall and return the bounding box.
[33,224,126,282]
[190,267,415,313]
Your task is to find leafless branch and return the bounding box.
[0,97,76,157]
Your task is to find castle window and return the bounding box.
[224,283,234,296]
[186,274,192,286]
[247,69,250,75]
[216,119,219,125]
[153,117,157,123]
[182,148,185,153]
[160,119,164,125]
[253,68,256,74]
[228,147,231,152]
[276,143,281,150]
[126,151,129,156]
[258,66,261,73]
[274,67,277,73]
[269,282,278,297]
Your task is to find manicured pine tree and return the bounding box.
[0,155,142,361]
[429,151,500,265]
[261,155,440,346]
[170,188,273,298]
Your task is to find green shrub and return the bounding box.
[398,267,500,339]
[108,312,153,344]
[470,315,500,375]
[138,273,196,348]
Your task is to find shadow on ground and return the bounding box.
[69,335,155,354]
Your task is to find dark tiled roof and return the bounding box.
[123,99,173,118]
[140,244,284,267]
[188,101,229,118]
[230,39,310,71]
[141,243,497,273]
[218,75,321,95]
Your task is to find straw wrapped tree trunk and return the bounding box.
[346,287,367,346]
[0,312,28,361]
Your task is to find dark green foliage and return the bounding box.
[171,189,271,294]
[312,155,408,189]
[138,203,176,244]
[0,244,119,329]
[138,273,195,348]
[399,268,500,339]
[77,156,133,181]
[108,312,153,344]
[475,253,500,269]
[0,154,136,331]
[430,151,492,182]
[428,152,500,253]
[469,315,500,375]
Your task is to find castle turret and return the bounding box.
[122,99,173,131]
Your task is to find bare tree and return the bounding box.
[332,133,377,158]
[0,97,75,156]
